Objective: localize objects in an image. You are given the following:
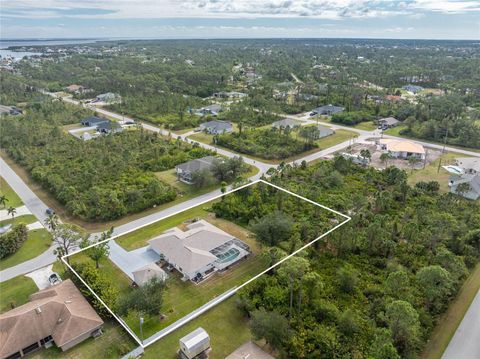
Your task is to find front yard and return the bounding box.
[0,228,53,270]
[0,275,38,313]
[0,176,23,208]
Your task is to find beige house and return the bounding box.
[148,220,250,283]
[379,139,426,160]
[0,280,103,358]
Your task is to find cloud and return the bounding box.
[1,0,414,19]
[409,0,480,13]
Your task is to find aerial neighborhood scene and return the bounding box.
[0,1,479,359]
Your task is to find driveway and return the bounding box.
[25,264,56,290]
[442,289,480,359]
[108,240,160,280]
[0,205,32,221]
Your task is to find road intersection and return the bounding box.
[1,93,479,358]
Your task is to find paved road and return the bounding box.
[442,289,480,359]
[0,156,50,225]
[2,93,478,283]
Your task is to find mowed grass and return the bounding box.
[0,176,23,208]
[0,228,53,270]
[407,152,461,193]
[313,116,376,131]
[0,214,38,227]
[30,321,137,359]
[315,129,358,149]
[422,264,480,359]
[116,205,210,250]
[0,275,37,313]
[143,296,252,359]
[126,253,269,338]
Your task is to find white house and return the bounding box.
[148,220,250,282]
[179,328,211,359]
[378,139,426,160]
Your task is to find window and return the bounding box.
[40,335,53,345]
[22,342,40,354]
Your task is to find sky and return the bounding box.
[1,0,480,40]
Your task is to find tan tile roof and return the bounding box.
[380,139,425,154]
[0,279,103,358]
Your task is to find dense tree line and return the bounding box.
[213,158,480,358]
[215,128,317,160]
[0,101,213,221]
[0,224,28,259]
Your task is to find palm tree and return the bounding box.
[44,213,59,231]
[7,206,16,222]
[0,195,8,209]
[380,152,392,169]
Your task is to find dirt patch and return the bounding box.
[344,139,443,171]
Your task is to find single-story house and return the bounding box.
[80,116,109,127]
[454,157,480,175]
[402,85,424,94]
[132,263,168,286]
[226,341,275,359]
[94,92,121,104]
[97,121,123,134]
[212,91,248,99]
[385,95,403,103]
[199,120,233,135]
[148,220,250,282]
[310,104,344,116]
[0,280,103,358]
[65,84,83,93]
[378,117,400,128]
[272,118,301,130]
[194,104,222,117]
[449,174,480,200]
[316,125,335,139]
[0,105,22,116]
[379,139,426,160]
[175,156,218,184]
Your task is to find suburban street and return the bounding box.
[1,91,479,359]
[442,289,480,359]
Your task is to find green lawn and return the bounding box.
[0,275,37,313]
[408,152,462,193]
[116,205,212,250]
[143,296,252,359]
[0,214,38,227]
[316,129,358,149]
[0,229,52,270]
[0,176,23,208]
[123,252,268,339]
[314,116,376,131]
[30,321,137,359]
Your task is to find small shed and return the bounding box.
[132,263,168,286]
[179,327,210,359]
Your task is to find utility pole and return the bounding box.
[139,317,144,344]
[437,126,449,173]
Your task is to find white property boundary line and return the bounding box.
[62,179,351,348]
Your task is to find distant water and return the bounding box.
[0,39,101,59]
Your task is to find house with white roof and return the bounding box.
[148,220,250,282]
[378,138,426,160]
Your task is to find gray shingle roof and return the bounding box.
[176,156,217,174]
[200,120,233,132]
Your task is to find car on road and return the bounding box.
[46,208,55,215]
